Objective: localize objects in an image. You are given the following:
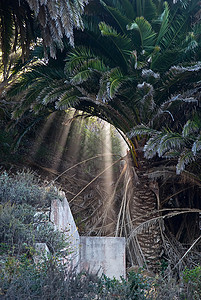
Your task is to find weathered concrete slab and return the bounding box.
[80,236,126,279]
[50,192,126,279]
[50,194,80,268]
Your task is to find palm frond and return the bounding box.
[163,150,181,158]
[128,124,160,138]
[7,62,64,97]
[70,68,93,85]
[65,47,96,75]
[142,0,157,22]
[137,82,156,120]
[127,17,156,51]
[182,120,200,137]
[144,132,166,159]
[158,132,185,157]
[155,1,170,46]
[55,93,80,110]
[99,21,133,67]
[176,150,196,174]
[42,82,68,105]
[100,1,130,34]
[192,136,201,155]
[108,67,125,99]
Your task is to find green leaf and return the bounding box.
[127,17,156,51]
[192,137,201,155]
[155,2,170,46]
[182,120,200,137]
[158,133,185,157]
[144,132,166,159]
[176,150,196,174]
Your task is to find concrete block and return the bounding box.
[50,197,80,269]
[80,236,126,279]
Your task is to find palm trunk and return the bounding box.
[121,154,163,271]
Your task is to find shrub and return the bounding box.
[182,266,201,299]
[0,202,69,257]
[0,256,152,300]
[0,170,61,207]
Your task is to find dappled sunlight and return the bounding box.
[31,112,56,158]
[30,110,133,239]
[103,122,114,199]
[61,111,85,168]
[51,110,74,171]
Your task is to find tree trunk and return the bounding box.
[123,153,163,272]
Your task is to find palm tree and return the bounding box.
[5,0,201,270]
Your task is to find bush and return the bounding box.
[0,170,70,259]
[0,202,69,257]
[182,266,201,299]
[0,256,152,300]
[0,170,61,207]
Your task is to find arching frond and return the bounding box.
[176,150,196,174]
[127,17,156,51]
[155,1,170,46]
[97,67,125,102]
[41,82,68,105]
[182,120,200,137]
[107,67,125,99]
[65,47,96,75]
[70,68,93,85]
[128,124,160,138]
[144,132,166,159]
[158,132,185,157]
[100,1,130,34]
[137,82,156,120]
[99,21,133,67]
[55,93,80,110]
[192,136,201,155]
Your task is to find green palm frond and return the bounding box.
[192,136,201,155]
[101,0,136,20]
[8,62,64,97]
[176,150,196,174]
[158,62,201,101]
[70,69,93,85]
[55,93,80,110]
[69,57,107,85]
[144,132,166,159]
[155,1,170,46]
[141,0,157,22]
[99,21,133,67]
[158,132,185,157]
[97,67,125,101]
[128,124,160,138]
[65,47,96,75]
[182,120,200,137]
[158,13,185,51]
[151,2,195,70]
[100,1,130,34]
[108,67,125,99]
[127,17,156,51]
[11,83,45,119]
[99,21,119,36]
[41,82,68,105]
[137,82,156,120]
[163,150,181,158]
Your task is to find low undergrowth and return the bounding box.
[0,170,200,299]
